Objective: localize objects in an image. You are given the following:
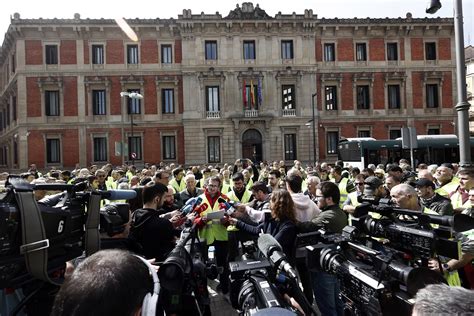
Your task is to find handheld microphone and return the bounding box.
[97,189,137,200]
[217,197,236,215]
[257,234,298,280]
[194,203,208,215]
[181,197,203,215]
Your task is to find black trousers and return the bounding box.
[203,240,230,293]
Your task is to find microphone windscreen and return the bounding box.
[257,233,282,257]
[106,189,137,200]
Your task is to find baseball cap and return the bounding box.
[414,178,435,189]
[364,176,383,195]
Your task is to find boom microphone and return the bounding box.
[257,234,298,280]
[97,189,137,200]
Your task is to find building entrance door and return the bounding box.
[242,129,263,163]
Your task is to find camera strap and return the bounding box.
[85,193,101,256]
[16,191,60,285]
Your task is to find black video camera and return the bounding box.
[0,176,96,288]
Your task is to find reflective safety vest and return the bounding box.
[126,171,133,180]
[169,178,186,193]
[332,177,349,207]
[226,189,252,232]
[436,180,458,197]
[301,179,308,193]
[221,180,233,194]
[198,194,229,245]
[450,190,470,209]
[245,178,254,191]
[347,191,361,225]
[106,177,117,189]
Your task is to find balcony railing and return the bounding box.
[282,108,296,117]
[244,109,259,118]
[206,111,221,119]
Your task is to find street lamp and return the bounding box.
[311,93,317,166]
[120,91,143,165]
[426,0,472,169]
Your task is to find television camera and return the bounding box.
[0,176,136,288]
[229,234,317,316]
[158,218,218,315]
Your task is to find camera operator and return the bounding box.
[128,182,180,262]
[298,181,347,316]
[414,178,453,216]
[52,249,158,316]
[390,184,462,286]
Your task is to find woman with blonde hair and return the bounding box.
[229,189,297,261]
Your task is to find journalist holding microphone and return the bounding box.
[228,189,297,262]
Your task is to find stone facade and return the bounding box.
[0,4,457,169]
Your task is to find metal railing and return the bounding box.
[282,108,296,117]
[206,111,221,119]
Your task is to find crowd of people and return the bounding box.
[3,157,474,315]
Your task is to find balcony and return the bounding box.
[282,109,296,117]
[206,111,221,119]
[244,109,259,118]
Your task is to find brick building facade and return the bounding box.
[0,4,456,170]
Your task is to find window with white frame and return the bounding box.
[326,131,339,154]
[162,89,174,114]
[45,90,60,116]
[324,43,335,61]
[92,45,104,64]
[356,43,367,61]
[128,136,142,160]
[387,43,398,61]
[127,89,141,114]
[325,86,338,110]
[127,45,139,64]
[281,40,294,59]
[46,138,61,164]
[161,45,172,64]
[426,84,439,108]
[387,85,401,109]
[243,41,256,60]
[282,85,295,109]
[284,134,297,160]
[93,137,108,162]
[162,136,176,160]
[206,86,220,112]
[205,41,218,60]
[356,85,370,110]
[92,90,106,115]
[45,45,58,64]
[207,136,220,163]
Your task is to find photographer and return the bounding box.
[128,182,179,262]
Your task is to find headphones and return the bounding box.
[135,255,160,316]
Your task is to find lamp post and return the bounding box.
[311,93,317,166]
[120,91,143,165]
[427,0,472,169]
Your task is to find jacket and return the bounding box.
[420,193,453,216]
[291,192,320,222]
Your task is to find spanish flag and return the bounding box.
[243,79,247,109]
[250,80,255,108]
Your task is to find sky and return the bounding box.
[0,0,473,46]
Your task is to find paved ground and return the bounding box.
[208,279,238,316]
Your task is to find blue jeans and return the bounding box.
[311,271,344,316]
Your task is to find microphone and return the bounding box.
[257,234,298,280]
[217,197,237,215]
[193,203,208,215]
[96,189,137,200]
[181,197,203,215]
